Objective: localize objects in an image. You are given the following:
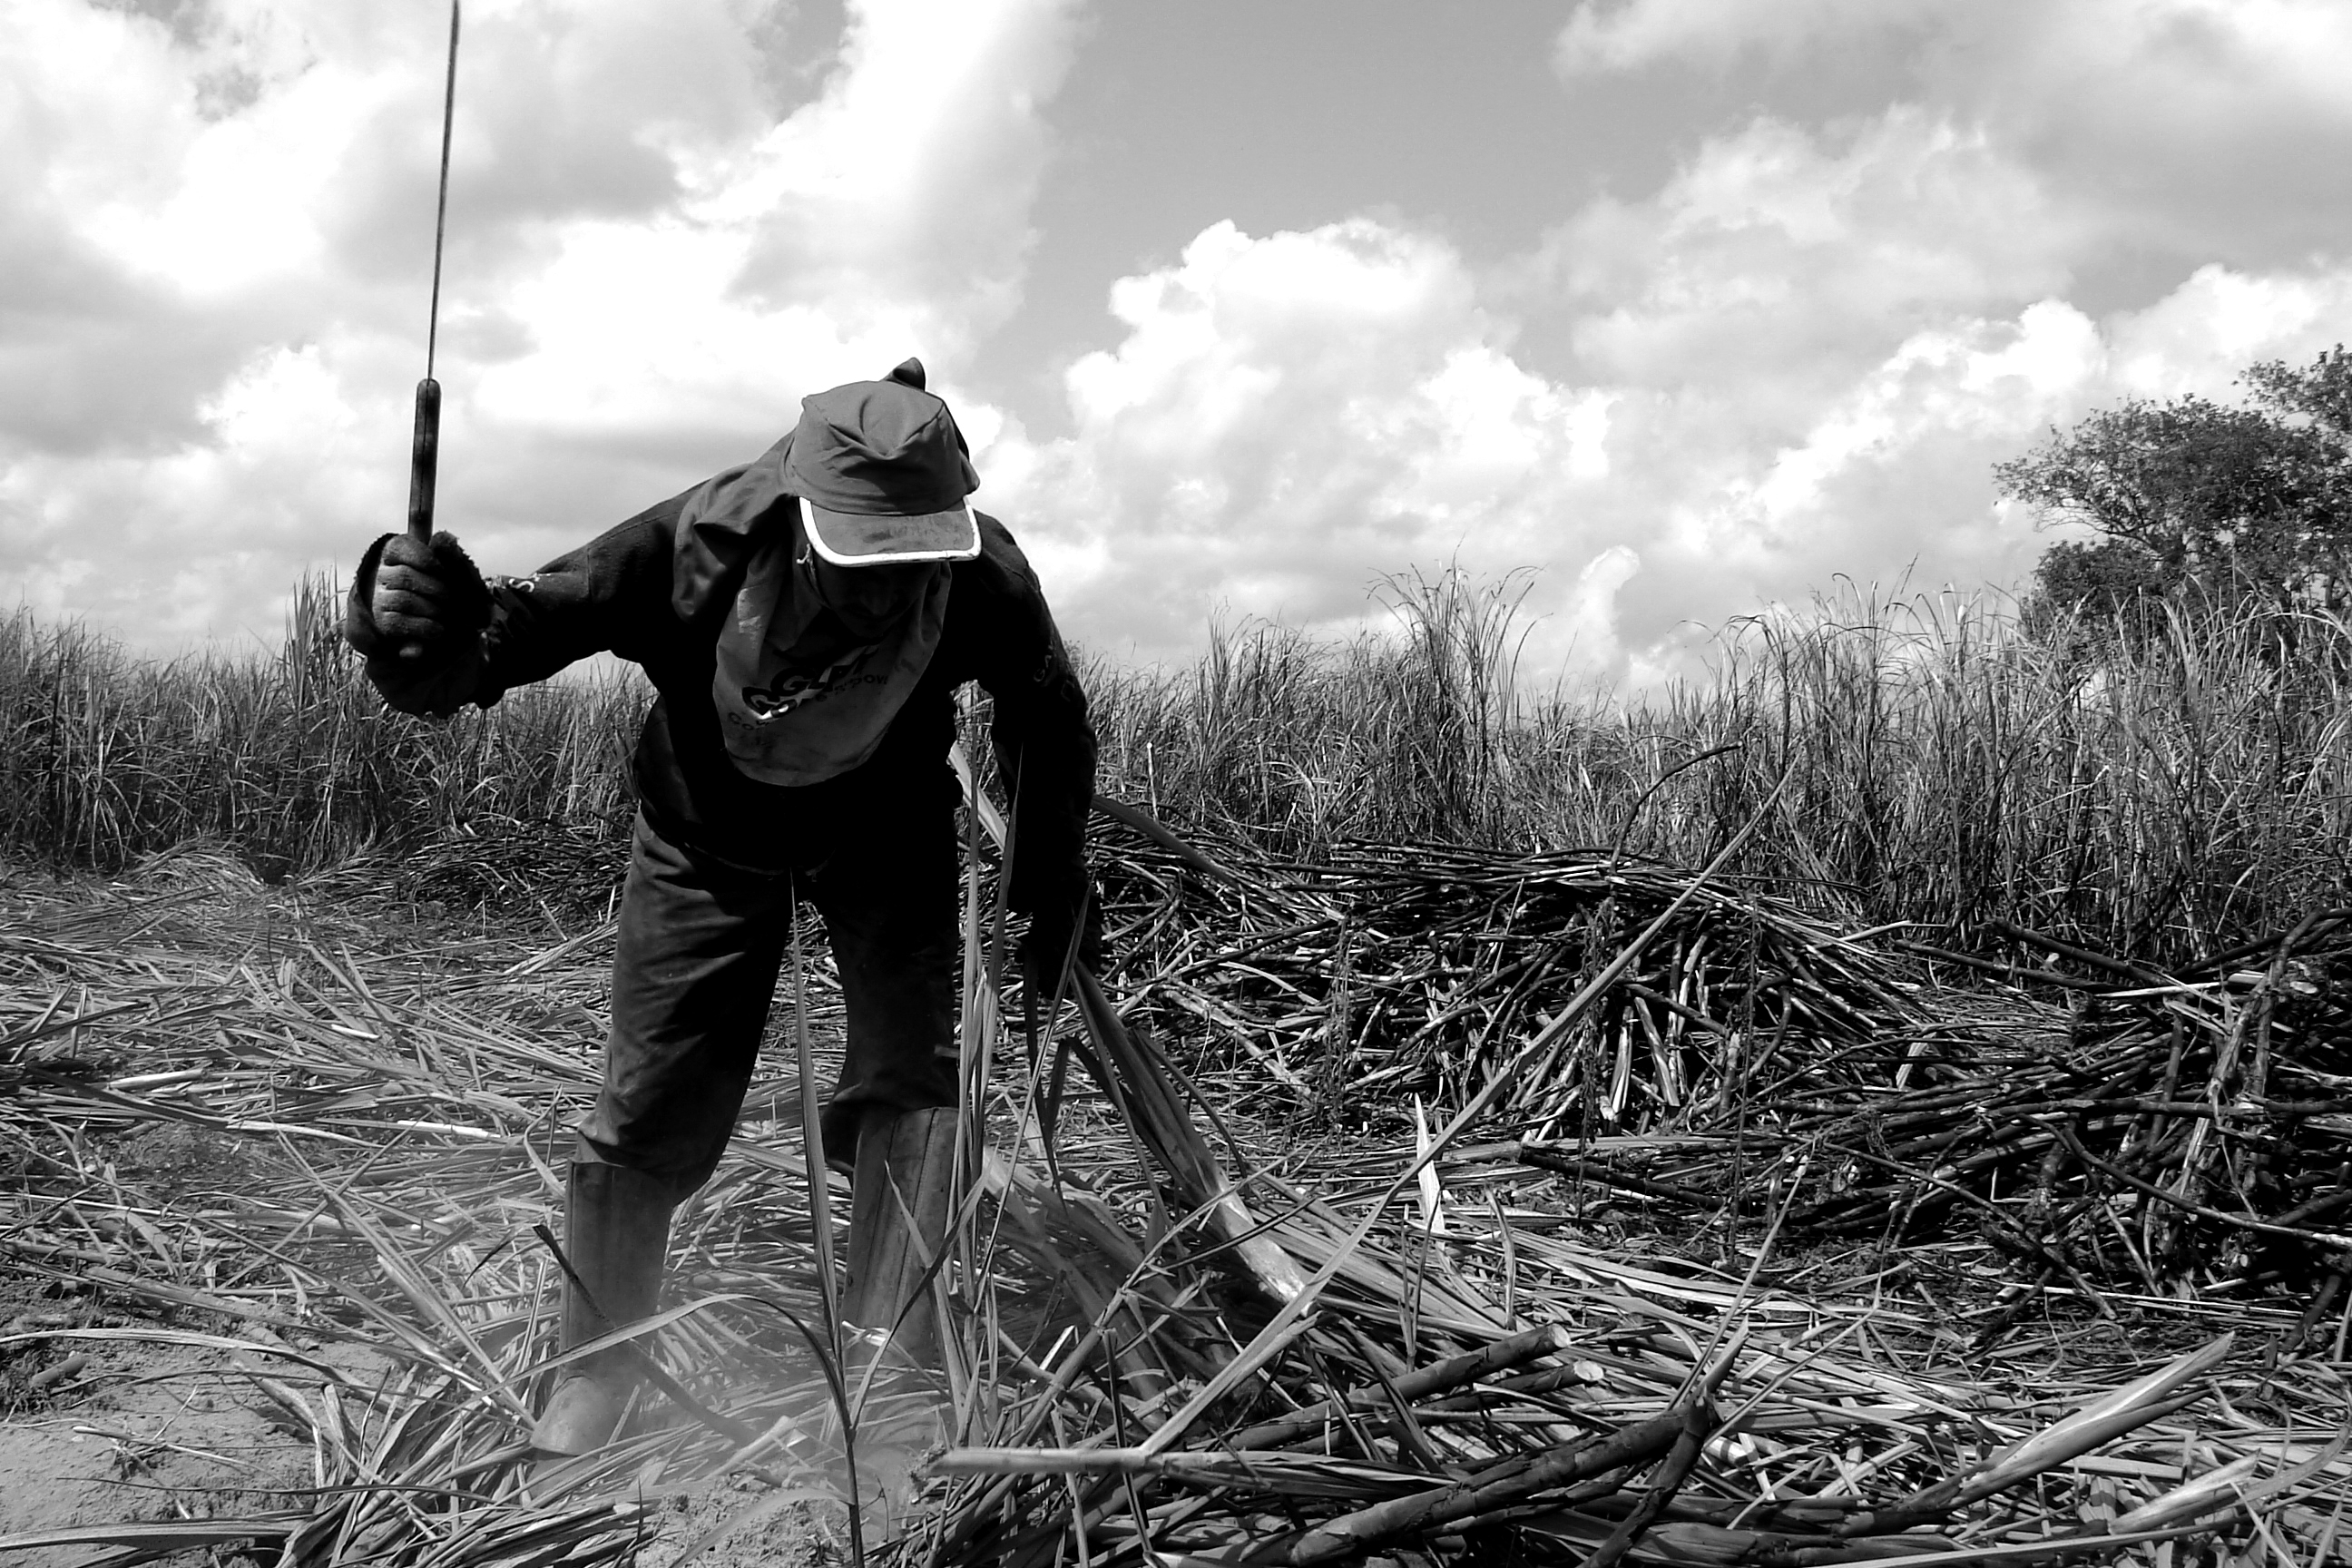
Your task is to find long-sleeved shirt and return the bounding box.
[358,488,1097,917]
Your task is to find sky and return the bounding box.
[6,0,2352,683]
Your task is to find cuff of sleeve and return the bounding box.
[363,641,488,716]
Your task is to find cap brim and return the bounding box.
[800,496,981,565]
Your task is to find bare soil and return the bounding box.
[0,858,855,1567]
[0,1282,391,1568]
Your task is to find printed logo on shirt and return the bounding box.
[740,644,887,720]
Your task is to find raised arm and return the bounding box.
[344,495,686,715]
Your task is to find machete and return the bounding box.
[407,0,462,543]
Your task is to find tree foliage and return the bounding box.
[2002,347,2352,628]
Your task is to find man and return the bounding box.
[345,359,1101,1456]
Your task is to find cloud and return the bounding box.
[1555,0,2352,273]
[991,92,2352,683]
[1514,109,2076,399]
[1555,0,1904,75]
[985,205,2084,679]
[987,108,2071,671]
[0,0,1082,641]
[983,219,1615,665]
[2104,265,2352,396]
[10,0,2352,697]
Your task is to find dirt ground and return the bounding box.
[0,1298,356,1567]
[0,1297,858,1568]
[0,859,868,1567]
[0,1106,409,1568]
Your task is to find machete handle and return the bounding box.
[406,376,441,543]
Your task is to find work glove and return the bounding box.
[1022,882,1106,995]
[346,531,492,718]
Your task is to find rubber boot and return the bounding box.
[840,1105,959,1522]
[844,1104,965,1370]
[530,1161,674,1456]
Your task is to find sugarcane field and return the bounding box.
[4,564,2350,1568]
[13,5,2352,1567]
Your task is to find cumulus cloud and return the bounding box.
[1516,109,2076,397]
[987,204,2075,678]
[8,0,2352,692]
[983,219,1614,663]
[1555,0,2352,273]
[2104,266,2352,395]
[1555,0,1907,75]
[997,110,2045,669]
[0,0,1081,642]
[995,93,2352,681]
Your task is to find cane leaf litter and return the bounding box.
[5,585,2352,1565]
[2,815,2347,1567]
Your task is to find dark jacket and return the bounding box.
[357,489,1097,919]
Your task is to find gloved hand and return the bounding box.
[345,531,493,717]
[1022,883,1106,992]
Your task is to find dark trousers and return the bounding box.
[573,799,959,1194]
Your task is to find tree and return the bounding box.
[2002,347,2352,626]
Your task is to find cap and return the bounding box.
[783,358,983,566]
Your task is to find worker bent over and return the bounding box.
[344,360,1100,1457]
